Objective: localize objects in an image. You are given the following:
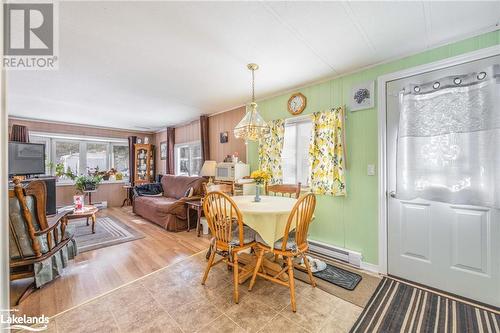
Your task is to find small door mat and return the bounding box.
[312,262,362,291]
[294,254,381,307]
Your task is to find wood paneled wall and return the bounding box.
[154,130,168,175]
[209,106,247,163]
[175,120,200,144]
[154,108,247,168]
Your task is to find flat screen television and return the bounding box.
[8,142,46,176]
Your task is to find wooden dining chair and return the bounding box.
[202,191,256,303]
[248,193,317,312]
[204,182,234,196]
[265,183,301,198]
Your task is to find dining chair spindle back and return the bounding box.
[201,191,256,303]
[248,192,317,312]
[265,183,301,198]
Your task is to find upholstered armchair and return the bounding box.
[9,179,78,304]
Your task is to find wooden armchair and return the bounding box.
[265,183,301,198]
[9,179,77,304]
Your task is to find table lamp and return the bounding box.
[200,160,217,184]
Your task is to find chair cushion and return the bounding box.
[230,225,256,246]
[256,231,297,251]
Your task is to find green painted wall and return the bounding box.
[247,30,500,265]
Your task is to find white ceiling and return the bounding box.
[7,1,500,131]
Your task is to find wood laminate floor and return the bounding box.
[10,207,211,318]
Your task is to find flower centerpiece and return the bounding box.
[250,170,270,202]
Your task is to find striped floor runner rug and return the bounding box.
[350,277,500,333]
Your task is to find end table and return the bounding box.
[122,185,133,207]
[186,200,203,236]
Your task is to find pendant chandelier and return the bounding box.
[234,63,269,143]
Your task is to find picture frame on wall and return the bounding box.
[220,131,229,144]
[350,81,375,111]
[160,141,167,160]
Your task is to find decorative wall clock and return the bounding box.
[287,92,307,115]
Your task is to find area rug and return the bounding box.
[350,277,500,333]
[294,254,381,307]
[71,216,144,253]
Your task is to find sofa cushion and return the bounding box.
[161,175,206,199]
[134,196,181,216]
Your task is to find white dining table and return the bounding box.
[231,195,297,248]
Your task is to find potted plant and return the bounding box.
[55,163,65,178]
[65,167,77,180]
[75,175,103,193]
[250,170,270,202]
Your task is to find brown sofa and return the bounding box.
[132,175,206,231]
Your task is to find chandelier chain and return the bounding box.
[251,68,255,102]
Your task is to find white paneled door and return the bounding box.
[386,55,500,307]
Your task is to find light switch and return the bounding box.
[367,164,376,176]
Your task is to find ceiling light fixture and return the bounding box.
[234,63,269,144]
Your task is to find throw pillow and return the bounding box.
[184,187,194,198]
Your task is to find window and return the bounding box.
[30,133,129,181]
[175,142,202,176]
[55,141,81,176]
[112,145,130,176]
[281,119,313,185]
[86,143,108,172]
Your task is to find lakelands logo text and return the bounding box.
[1,309,49,331]
[3,2,58,70]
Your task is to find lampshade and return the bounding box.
[200,160,217,177]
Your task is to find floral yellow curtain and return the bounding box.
[258,119,285,185]
[309,107,346,196]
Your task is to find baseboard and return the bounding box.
[360,261,380,274]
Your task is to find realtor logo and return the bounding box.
[3,2,58,69]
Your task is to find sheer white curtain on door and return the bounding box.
[397,65,500,208]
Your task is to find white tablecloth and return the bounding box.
[231,195,297,248]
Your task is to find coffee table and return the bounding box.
[66,206,99,233]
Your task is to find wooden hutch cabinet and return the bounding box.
[134,143,155,185]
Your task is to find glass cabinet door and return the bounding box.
[136,148,148,181]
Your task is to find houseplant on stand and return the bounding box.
[75,175,103,192]
[250,170,270,202]
[75,175,103,205]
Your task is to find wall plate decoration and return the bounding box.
[160,141,167,160]
[350,81,375,111]
[287,92,307,115]
[220,131,229,143]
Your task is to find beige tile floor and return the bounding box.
[41,252,364,333]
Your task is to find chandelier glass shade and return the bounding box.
[234,63,269,142]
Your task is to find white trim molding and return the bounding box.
[377,44,500,276]
[0,3,10,321]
